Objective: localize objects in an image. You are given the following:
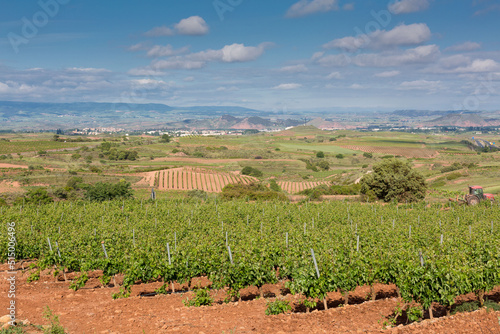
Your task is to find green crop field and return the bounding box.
[2,198,499,317]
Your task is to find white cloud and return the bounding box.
[353,44,440,67]
[144,26,174,37]
[445,41,481,52]
[389,0,429,14]
[133,79,167,86]
[374,70,400,77]
[221,43,268,62]
[317,44,440,68]
[175,16,209,36]
[152,59,206,70]
[183,76,195,82]
[316,54,352,67]
[0,82,9,93]
[323,23,431,52]
[326,71,342,79]
[128,43,147,52]
[280,64,308,73]
[147,43,269,70]
[273,83,302,90]
[350,83,363,89]
[430,56,500,74]
[127,67,166,76]
[398,79,441,91]
[66,67,111,74]
[286,0,339,18]
[311,51,325,60]
[454,59,500,73]
[146,45,189,58]
[144,16,209,37]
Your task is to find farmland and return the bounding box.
[1,198,500,332]
[1,129,500,332]
[149,167,257,192]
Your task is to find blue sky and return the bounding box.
[1,0,500,112]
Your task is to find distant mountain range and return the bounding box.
[424,113,500,127]
[0,101,269,130]
[1,101,499,131]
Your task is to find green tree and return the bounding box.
[160,134,171,143]
[318,160,330,171]
[241,166,263,177]
[360,159,427,202]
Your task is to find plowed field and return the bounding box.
[150,168,257,192]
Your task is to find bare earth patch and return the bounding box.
[1,269,499,334]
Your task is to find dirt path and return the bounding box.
[0,163,28,169]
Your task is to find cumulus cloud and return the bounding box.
[398,79,441,91]
[317,44,440,67]
[389,0,430,14]
[280,64,308,73]
[445,41,481,52]
[326,71,342,79]
[374,70,401,77]
[127,67,166,76]
[273,83,302,90]
[144,26,174,37]
[221,43,268,62]
[323,23,431,52]
[175,16,209,36]
[146,45,189,58]
[286,0,339,18]
[144,16,209,37]
[147,43,270,70]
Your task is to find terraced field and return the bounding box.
[150,168,257,192]
[278,181,330,194]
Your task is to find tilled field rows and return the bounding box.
[278,181,330,194]
[152,168,257,192]
[339,145,438,158]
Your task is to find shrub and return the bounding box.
[183,288,213,307]
[42,306,67,334]
[23,188,53,205]
[71,153,81,160]
[316,151,325,158]
[83,180,134,202]
[269,179,281,192]
[360,159,427,203]
[66,176,83,190]
[446,172,463,181]
[0,198,8,206]
[265,299,292,315]
[336,154,344,159]
[317,160,330,171]
[221,183,287,201]
[363,152,373,158]
[241,166,263,177]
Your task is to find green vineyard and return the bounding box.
[2,199,499,317]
